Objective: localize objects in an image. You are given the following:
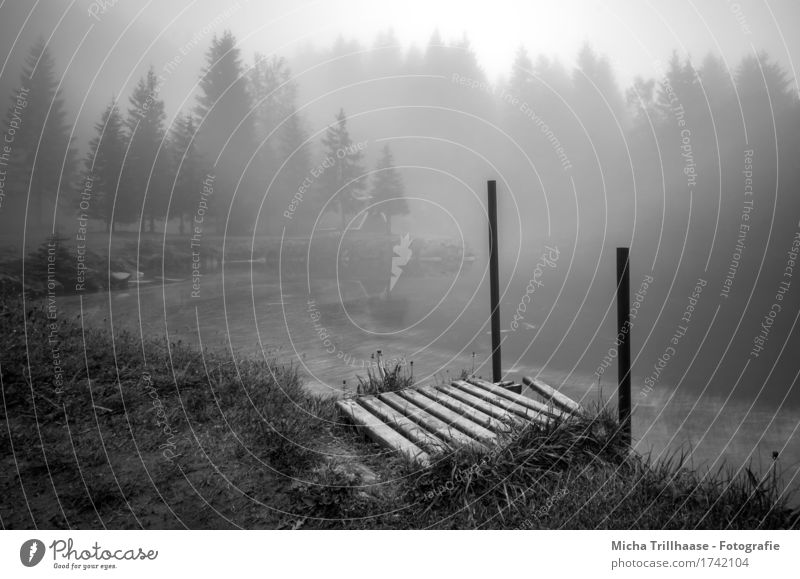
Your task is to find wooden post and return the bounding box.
[616,247,632,446]
[488,180,502,383]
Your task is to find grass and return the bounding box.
[355,354,414,396]
[0,294,340,528]
[1,294,797,529]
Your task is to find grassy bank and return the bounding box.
[1,296,797,529]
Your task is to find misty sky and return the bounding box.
[1,0,799,148]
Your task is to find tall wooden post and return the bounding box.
[488,180,502,383]
[616,247,632,446]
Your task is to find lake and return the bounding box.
[59,262,800,502]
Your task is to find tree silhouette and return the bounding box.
[170,112,205,235]
[124,67,168,232]
[2,38,76,230]
[318,109,366,230]
[83,99,125,232]
[508,46,534,99]
[370,145,407,232]
[195,30,255,233]
[249,53,295,141]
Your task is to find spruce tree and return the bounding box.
[195,30,255,233]
[170,112,205,235]
[318,109,366,230]
[249,53,294,141]
[370,145,407,232]
[124,67,168,232]
[508,46,534,99]
[3,38,76,230]
[83,99,125,232]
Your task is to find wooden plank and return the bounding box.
[399,388,498,442]
[435,384,522,426]
[521,376,586,416]
[378,392,487,450]
[466,378,570,420]
[358,396,450,454]
[451,380,550,425]
[336,399,430,465]
[416,385,507,433]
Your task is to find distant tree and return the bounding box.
[736,51,797,123]
[531,54,573,115]
[656,51,702,124]
[370,145,407,232]
[249,53,294,141]
[697,53,735,114]
[196,31,252,136]
[508,46,534,98]
[169,112,205,235]
[276,108,311,206]
[195,30,255,233]
[574,43,626,122]
[328,35,365,88]
[83,99,126,232]
[368,29,403,75]
[424,29,448,74]
[124,67,169,232]
[3,38,76,229]
[626,76,659,128]
[248,52,295,228]
[318,109,366,230]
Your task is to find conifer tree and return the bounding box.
[318,109,366,230]
[3,38,76,230]
[195,30,255,233]
[83,99,125,232]
[370,145,407,232]
[124,67,168,232]
[170,112,205,235]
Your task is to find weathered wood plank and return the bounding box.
[452,380,550,425]
[358,396,450,454]
[399,388,498,442]
[496,380,521,394]
[521,376,586,416]
[435,384,522,426]
[379,392,486,450]
[466,377,570,420]
[336,399,430,465]
[416,385,507,433]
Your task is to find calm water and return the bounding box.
[59,263,800,501]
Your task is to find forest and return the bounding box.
[1,29,796,254]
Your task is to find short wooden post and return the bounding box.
[616,247,632,446]
[488,180,502,383]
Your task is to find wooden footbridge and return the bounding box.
[336,179,634,464]
[336,376,585,465]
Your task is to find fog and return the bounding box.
[2,0,800,498]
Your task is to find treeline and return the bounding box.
[1,30,798,251]
[0,32,408,238]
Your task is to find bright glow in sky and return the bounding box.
[228,0,800,88]
[87,0,800,90]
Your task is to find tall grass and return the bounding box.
[392,404,799,529]
[355,356,414,395]
[0,296,337,528]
